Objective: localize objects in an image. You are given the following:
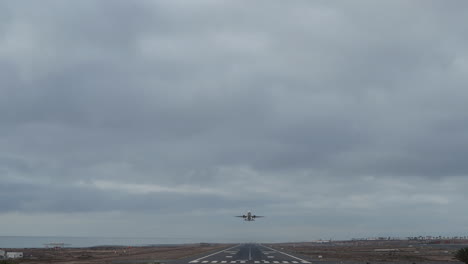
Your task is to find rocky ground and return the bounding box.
[5,243,229,264]
[269,240,467,263]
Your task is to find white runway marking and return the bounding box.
[221,261,227,263]
[259,245,311,264]
[211,261,218,263]
[263,261,270,263]
[283,261,289,263]
[273,261,279,263]
[226,256,233,258]
[240,261,246,263]
[202,261,209,263]
[292,261,298,263]
[230,261,236,263]
[255,261,260,263]
[267,256,274,258]
[191,245,240,262]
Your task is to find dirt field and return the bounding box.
[269,240,467,263]
[5,244,230,264]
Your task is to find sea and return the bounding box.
[0,236,208,248]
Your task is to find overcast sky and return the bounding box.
[1,0,468,243]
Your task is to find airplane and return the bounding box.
[235,211,264,221]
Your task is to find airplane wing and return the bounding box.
[235,215,246,218]
[253,215,264,218]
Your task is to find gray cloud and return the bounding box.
[1,0,468,240]
[0,181,265,214]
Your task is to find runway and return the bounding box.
[185,244,311,264]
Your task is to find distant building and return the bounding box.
[6,252,23,259]
[0,250,5,258]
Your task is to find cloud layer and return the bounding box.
[1,0,468,241]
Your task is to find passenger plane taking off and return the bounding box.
[235,211,264,221]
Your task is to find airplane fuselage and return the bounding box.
[245,211,254,221]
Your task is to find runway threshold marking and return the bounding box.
[196,262,293,264]
[189,245,240,263]
[259,245,311,264]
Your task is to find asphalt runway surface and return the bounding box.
[184,244,312,264]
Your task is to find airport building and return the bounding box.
[6,252,23,259]
[0,250,5,258]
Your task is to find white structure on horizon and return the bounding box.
[44,242,71,248]
[6,252,23,259]
[0,250,5,258]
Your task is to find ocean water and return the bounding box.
[0,236,202,248]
